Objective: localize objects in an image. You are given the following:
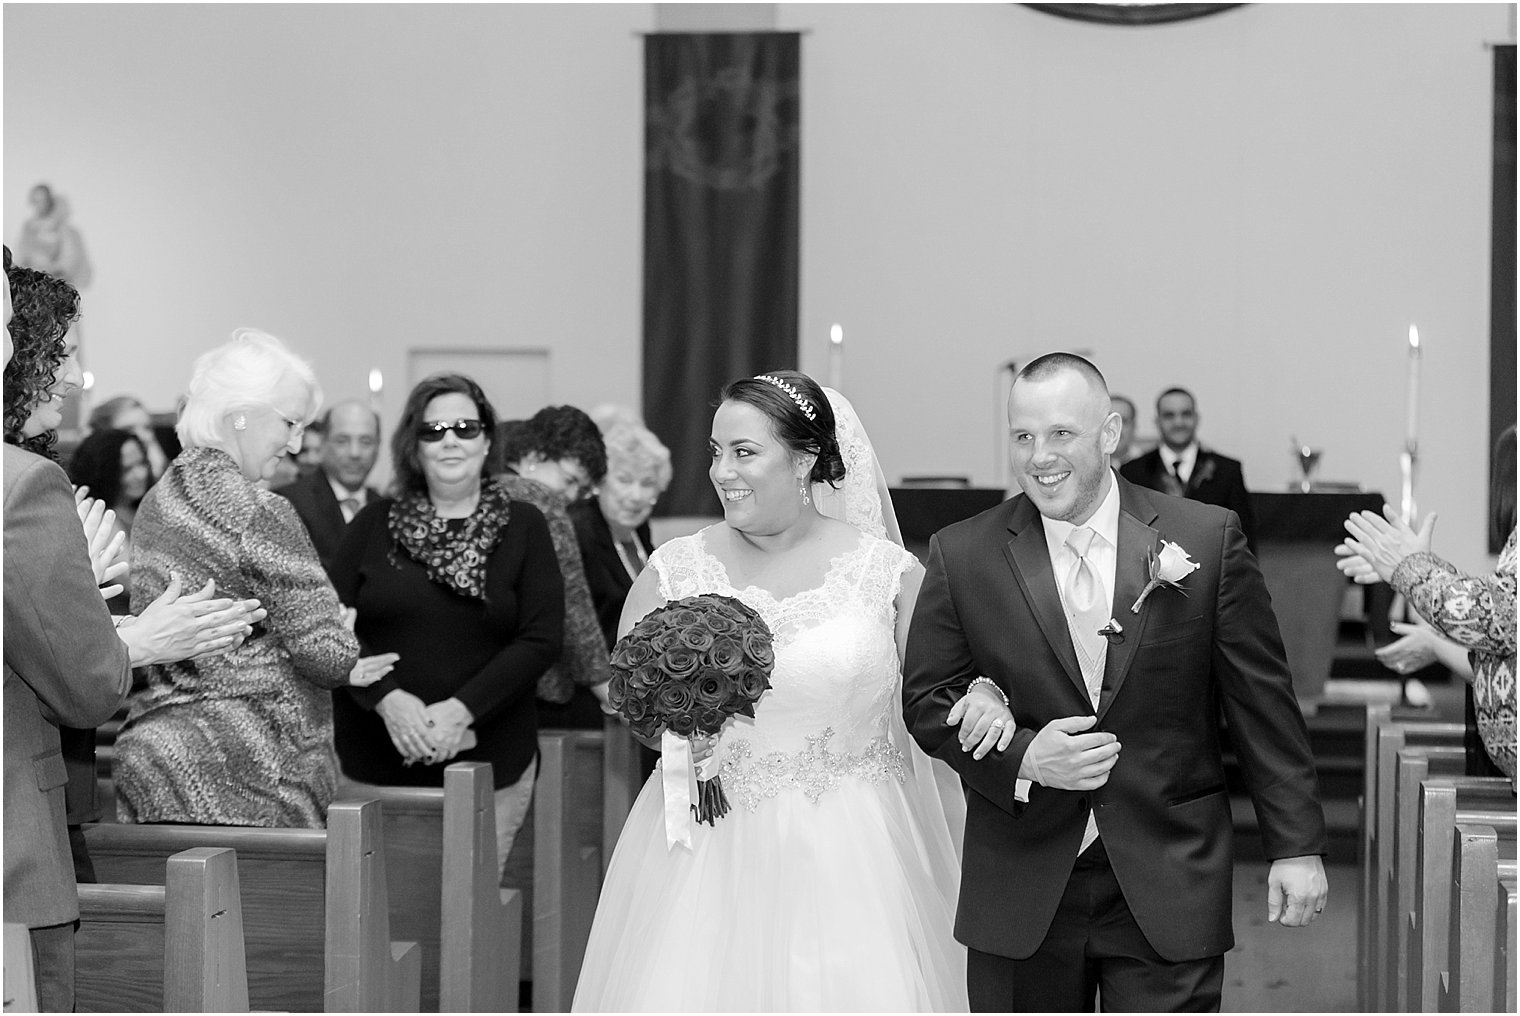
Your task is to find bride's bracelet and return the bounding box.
[966,676,1009,710]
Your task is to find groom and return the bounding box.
[903,353,1327,1011]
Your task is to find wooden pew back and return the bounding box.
[1388,743,1467,1011]
[1365,715,1464,1011]
[1443,821,1517,1013]
[1411,777,1516,1012]
[75,847,248,1013]
[84,800,419,1012]
[1499,874,1517,1014]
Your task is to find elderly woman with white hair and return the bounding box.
[570,421,672,667]
[113,329,364,828]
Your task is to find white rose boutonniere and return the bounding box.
[1130,540,1201,614]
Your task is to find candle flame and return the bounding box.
[829,324,844,346]
[368,368,383,394]
[1408,324,1419,350]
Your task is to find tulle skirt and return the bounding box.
[572,762,967,1012]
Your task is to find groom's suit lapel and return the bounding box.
[1097,479,1161,723]
[1002,496,1088,701]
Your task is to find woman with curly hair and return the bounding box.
[68,429,152,536]
[496,404,612,729]
[3,261,81,460]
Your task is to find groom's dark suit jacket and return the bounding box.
[1121,447,1258,554]
[903,475,1325,962]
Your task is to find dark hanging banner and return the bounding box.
[1491,45,1516,554]
[643,32,801,517]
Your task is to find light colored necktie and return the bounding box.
[340,497,360,522]
[1064,525,1108,855]
[1063,526,1109,707]
[1164,460,1186,497]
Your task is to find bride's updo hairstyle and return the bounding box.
[719,369,847,488]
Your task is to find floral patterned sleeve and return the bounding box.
[1391,533,1517,657]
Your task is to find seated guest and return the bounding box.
[496,405,611,729]
[332,374,564,871]
[296,418,324,478]
[89,394,170,480]
[114,329,362,828]
[570,421,670,663]
[1337,425,1517,785]
[275,400,381,577]
[1120,386,1258,553]
[67,428,152,558]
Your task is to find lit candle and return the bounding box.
[368,368,384,414]
[1405,324,1420,453]
[828,324,844,391]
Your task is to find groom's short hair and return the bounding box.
[1015,352,1109,394]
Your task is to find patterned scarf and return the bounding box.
[387,478,512,600]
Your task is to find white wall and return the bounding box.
[4,2,651,489]
[784,2,1511,571]
[6,3,1511,568]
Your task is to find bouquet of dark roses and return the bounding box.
[607,593,774,827]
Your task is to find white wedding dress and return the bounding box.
[572,527,967,1012]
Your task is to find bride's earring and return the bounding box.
[233,415,247,431]
[799,478,811,506]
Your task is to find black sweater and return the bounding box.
[331,498,564,788]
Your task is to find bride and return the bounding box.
[573,370,1009,1012]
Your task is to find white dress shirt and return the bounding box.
[1158,442,1200,487]
[1013,471,1122,857]
[329,475,368,523]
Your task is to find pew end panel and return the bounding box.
[324,798,421,1013]
[4,922,39,1013]
[441,762,521,1012]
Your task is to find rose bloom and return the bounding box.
[668,712,698,737]
[694,671,728,708]
[622,695,648,721]
[615,639,655,669]
[707,637,743,672]
[662,648,701,681]
[1156,541,1199,582]
[742,630,775,669]
[628,664,662,691]
[697,707,725,733]
[668,608,702,629]
[705,612,737,635]
[656,682,697,715]
[653,629,684,654]
[632,717,662,740]
[738,668,770,700]
[682,627,717,653]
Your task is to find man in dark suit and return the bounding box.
[903,353,1327,1011]
[275,400,381,577]
[1120,386,1258,554]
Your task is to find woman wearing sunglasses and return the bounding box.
[330,372,565,872]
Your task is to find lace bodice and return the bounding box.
[651,527,917,798]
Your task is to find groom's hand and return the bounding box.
[1018,715,1120,790]
[1267,854,1328,927]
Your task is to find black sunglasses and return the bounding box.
[417,419,486,442]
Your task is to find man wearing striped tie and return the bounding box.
[275,399,381,579]
[903,352,1327,1012]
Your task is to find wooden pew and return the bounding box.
[1387,743,1468,1011]
[1358,703,1390,1012]
[75,846,249,1012]
[1410,777,1516,1012]
[601,716,645,875]
[345,762,521,1011]
[4,922,39,1013]
[1442,822,1518,1013]
[503,729,604,1013]
[1498,873,1517,1013]
[1363,714,1464,1011]
[84,799,420,1012]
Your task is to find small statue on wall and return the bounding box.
[16,182,92,289]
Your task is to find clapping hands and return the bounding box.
[118,573,266,667]
[1335,505,1436,585]
[75,487,128,599]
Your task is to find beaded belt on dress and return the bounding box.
[718,727,907,812]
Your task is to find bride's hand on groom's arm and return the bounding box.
[1018,715,1121,790]
[947,684,1015,760]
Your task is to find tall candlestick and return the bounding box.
[368,368,384,415]
[828,324,844,392]
[1401,324,1420,523]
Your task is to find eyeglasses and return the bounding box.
[417,419,486,442]
[267,407,306,438]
